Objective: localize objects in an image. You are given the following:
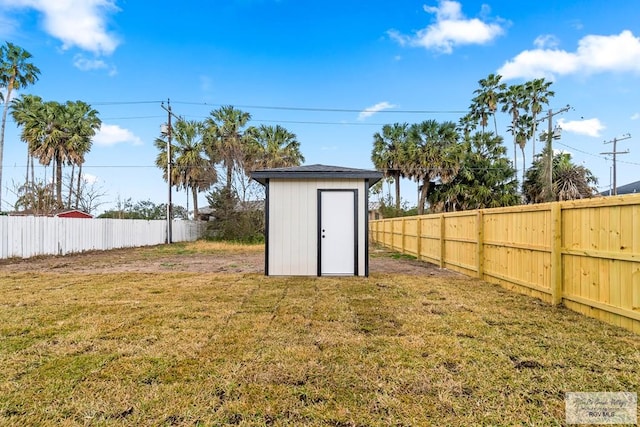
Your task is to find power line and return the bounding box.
[82,99,468,114]
[171,100,467,114]
[89,100,163,105]
[101,115,164,120]
[615,158,640,166]
[5,163,525,172]
[600,133,631,195]
[555,141,606,159]
[249,119,389,126]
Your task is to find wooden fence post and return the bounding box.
[551,203,563,305]
[439,214,445,268]
[401,218,406,254]
[383,220,389,247]
[477,210,484,279]
[416,217,422,261]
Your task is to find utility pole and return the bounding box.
[160,99,178,244]
[543,105,571,202]
[600,133,631,196]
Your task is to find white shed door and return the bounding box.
[319,190,357,275]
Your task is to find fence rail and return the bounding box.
[0,216,206,259]
[370,194,640,334]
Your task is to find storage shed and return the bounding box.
[251,164,383,276]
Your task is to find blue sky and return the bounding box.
[1,0,639,213]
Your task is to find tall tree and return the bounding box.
[248,124,305,170]
[154,119,216,218]
[406,120,462,214]
[508,114,534,183]
[428,132,519,212]
[11,98,62,203]
[457,113,478,140]
[10,93,42,186]
[523,148,598,203]
[524,78,554,156]
[0,42,40,210]
[471,73,505,136]
[204,106,252,194]
[63,101,101,208]
[11,97,100,208]
[499,83,526,177]
[371,123,409,210]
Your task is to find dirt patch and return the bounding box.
[0,243,457,276]
[0,246,262,274]
[369,246,461,277]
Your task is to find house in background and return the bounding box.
[600,179,640,196]
[54,209,94,219]
[251,164,382,277]
[7,209,93,218]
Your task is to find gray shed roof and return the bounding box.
[251,164,383,185]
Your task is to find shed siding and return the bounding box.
[268,178,366,276]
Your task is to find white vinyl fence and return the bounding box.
[0,216,206,259]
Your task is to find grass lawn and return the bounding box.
[1,242,638,426]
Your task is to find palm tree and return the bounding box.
[428,132,519,212]
[204,106,252,194]
[457,113,477,140]
[508,114,534,183]
[248,124,304,170]
[499,83,526,176]
[524,78,554,157]
[10,94,43,186]
[11,98,101,208]
[406,120,462,214]
[554,153,598,201]
[0,42,40,209]
[11,97,60,200]
[28,101,65,205]
[371,123,409,210]
[62,101,101,209]
[155,119,216,218]
[523,148,597,203]
[471,73,505,136]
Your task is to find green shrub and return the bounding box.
[205,187,264,243]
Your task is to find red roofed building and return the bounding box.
[54,209,93,219]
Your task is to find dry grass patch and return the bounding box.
[0,244,639,426]
[148,240,264,256]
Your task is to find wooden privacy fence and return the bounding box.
[370,194,640,334]
[0,216,206,259]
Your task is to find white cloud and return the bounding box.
[73,54,107,71]
[557,118,605,138]
[533,34,559,49]
[358,101,397,120]
[81,173,99,184]
[93,124,143,147]
[570,20,584,31]
[73,54,117,75]
[631,113,640,120]
[0,0,120,55]
[388,0,505,54]
[499,30,640,80]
